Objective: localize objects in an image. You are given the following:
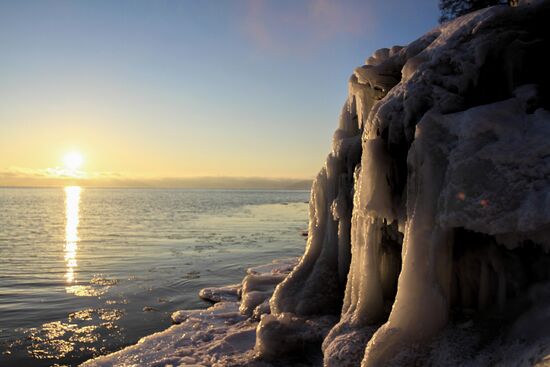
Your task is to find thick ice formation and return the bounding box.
[256,2,550,366]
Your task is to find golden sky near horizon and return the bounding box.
[0,1,438,188]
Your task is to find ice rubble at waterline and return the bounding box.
[81,258,301,367]
[83,2,550,366]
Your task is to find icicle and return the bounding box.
[361,113,454,366]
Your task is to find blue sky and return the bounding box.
[0,0,439,186]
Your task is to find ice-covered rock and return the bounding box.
[199,258,300,309]
[256,2,550,366]
[240,272,287,317]
[240,257,299,317]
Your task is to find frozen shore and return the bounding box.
[81,255,550,367]
[81,258,324,367]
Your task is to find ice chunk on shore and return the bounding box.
[247,257,299,275]
[199,284,241,303]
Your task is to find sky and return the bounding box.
[0,0,439,188]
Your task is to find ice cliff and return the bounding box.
[83,2,550,366]
[258,1,550,366]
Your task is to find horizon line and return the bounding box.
[0,175,314,190]
[0,185,312,191]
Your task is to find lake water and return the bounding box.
[0,187,309,366]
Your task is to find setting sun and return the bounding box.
[63,152,84,171]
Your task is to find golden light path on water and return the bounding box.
[20,185,124,362]
[14,186,124,361]
[64,186,81,284]
[64,186,113,296]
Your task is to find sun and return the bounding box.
[63,152,84,171]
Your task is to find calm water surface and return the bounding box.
[0,188,309,366]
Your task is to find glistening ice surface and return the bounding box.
[0,188,308,366]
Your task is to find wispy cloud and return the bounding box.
[242,0,375,55]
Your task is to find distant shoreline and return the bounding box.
[0,185,312,191]
[0,177,313,191]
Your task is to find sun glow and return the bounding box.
[63,152,84,171]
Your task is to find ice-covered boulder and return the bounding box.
[257,2,550,366]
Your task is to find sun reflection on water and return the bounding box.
[64,186,81,284]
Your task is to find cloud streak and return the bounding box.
[242,0,375,55]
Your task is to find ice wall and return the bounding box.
[257,2,550,366]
